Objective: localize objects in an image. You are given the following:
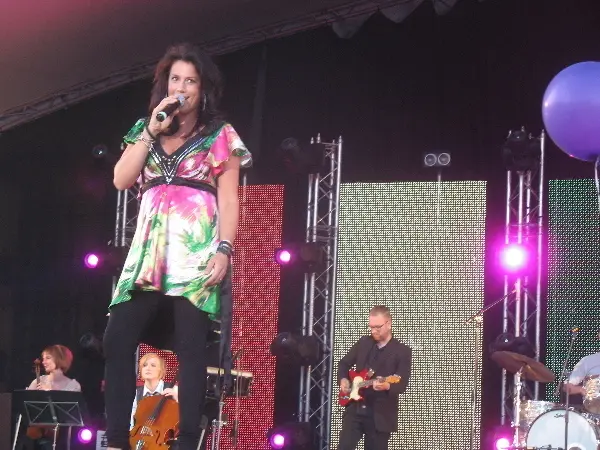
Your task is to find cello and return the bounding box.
[129,386,179,450]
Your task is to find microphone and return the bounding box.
[156,95,185,122]
[571,326,581,334]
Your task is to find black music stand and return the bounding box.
[12,390,86,450]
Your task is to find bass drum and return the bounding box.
[526,408,600,450]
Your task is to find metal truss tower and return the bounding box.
[298,134,342,450]
[500,130,546,443]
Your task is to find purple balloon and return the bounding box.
[542,61,600,162]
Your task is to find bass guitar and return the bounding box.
[338,368,401,407]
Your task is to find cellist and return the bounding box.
[130,353,178,429]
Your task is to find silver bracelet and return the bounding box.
[136,135,154,150]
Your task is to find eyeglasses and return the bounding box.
[368,321,389,331]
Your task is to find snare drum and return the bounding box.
[526,408,600,450]
[520,400,559,430]
[584,375,600,414]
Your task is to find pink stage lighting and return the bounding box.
[77,428,93,444]
[275,249,292,265]
[83,253,100,269]
[494,437,511,450]
[500,243,529,272]
[269,433,285,449]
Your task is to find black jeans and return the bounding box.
[103,292,209,450]
[337,405,391,450]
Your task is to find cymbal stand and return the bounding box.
[553,329,579,450]
[465,289,516,450]
[512,367,524,449]
[210,390,228,450]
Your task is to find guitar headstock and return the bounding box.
[386,375,401,384]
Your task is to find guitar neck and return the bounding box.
[358,379,378,388]
[357,376,396,388]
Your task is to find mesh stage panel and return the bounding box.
[139,184,284,449]
[546,179,600,400]
[331,181,486,450]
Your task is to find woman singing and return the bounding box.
[103,42,252,450]
[130,352,178,429]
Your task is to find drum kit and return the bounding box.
[492,350,600,450]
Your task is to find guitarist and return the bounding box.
[337,305,412,450]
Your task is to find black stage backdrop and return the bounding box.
[1,0,599,439]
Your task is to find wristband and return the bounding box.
[217,240,233,257]
[145,124,158,141]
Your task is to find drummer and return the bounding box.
[563,351,600,397]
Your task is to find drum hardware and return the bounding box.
[519,400,559,431]
[552,327,580,450]
[202,362,252,450]
[465,291,518,450]
[491,352,556,384]
[583,375,600,414]
[525,408,600,450]
[491,351,557,448]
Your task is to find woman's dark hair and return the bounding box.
[149,43,224,137]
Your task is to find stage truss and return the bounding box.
[500,130,546,443]
[298,134,342,450]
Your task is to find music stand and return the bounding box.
[12,390,86,450]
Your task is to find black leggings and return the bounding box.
[103,292,209,450]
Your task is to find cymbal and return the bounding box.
[491,351,555,383]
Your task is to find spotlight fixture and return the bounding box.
[423,151,451,168]
[91,144,109,159]
[498,243,533,275]
[488,425,513,450]
[77,428,94,444]
[270,332,320,366]
[83,246,127,274]
[279,137,325,175]
[274,242,324,272]
[501,127,541,171]
[489,332,535,358]
[267,422,313,449]
[83,253,100,269]
[91,144,118,164]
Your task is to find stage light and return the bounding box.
[267,422,312,449]
[275,249,292,265]
[269,433,285,449]
[270,332,320,366]
[84,253,99,269]
[423,151,451,168]
[274,242,323,271]
[501,127,541,171]
[488,425,513,450]
[83,247,127,273]
[499,243,531,273]
[77,428,93,444]
[279,137,325,175]
[495,437,510,450]
[490,333,535,358]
